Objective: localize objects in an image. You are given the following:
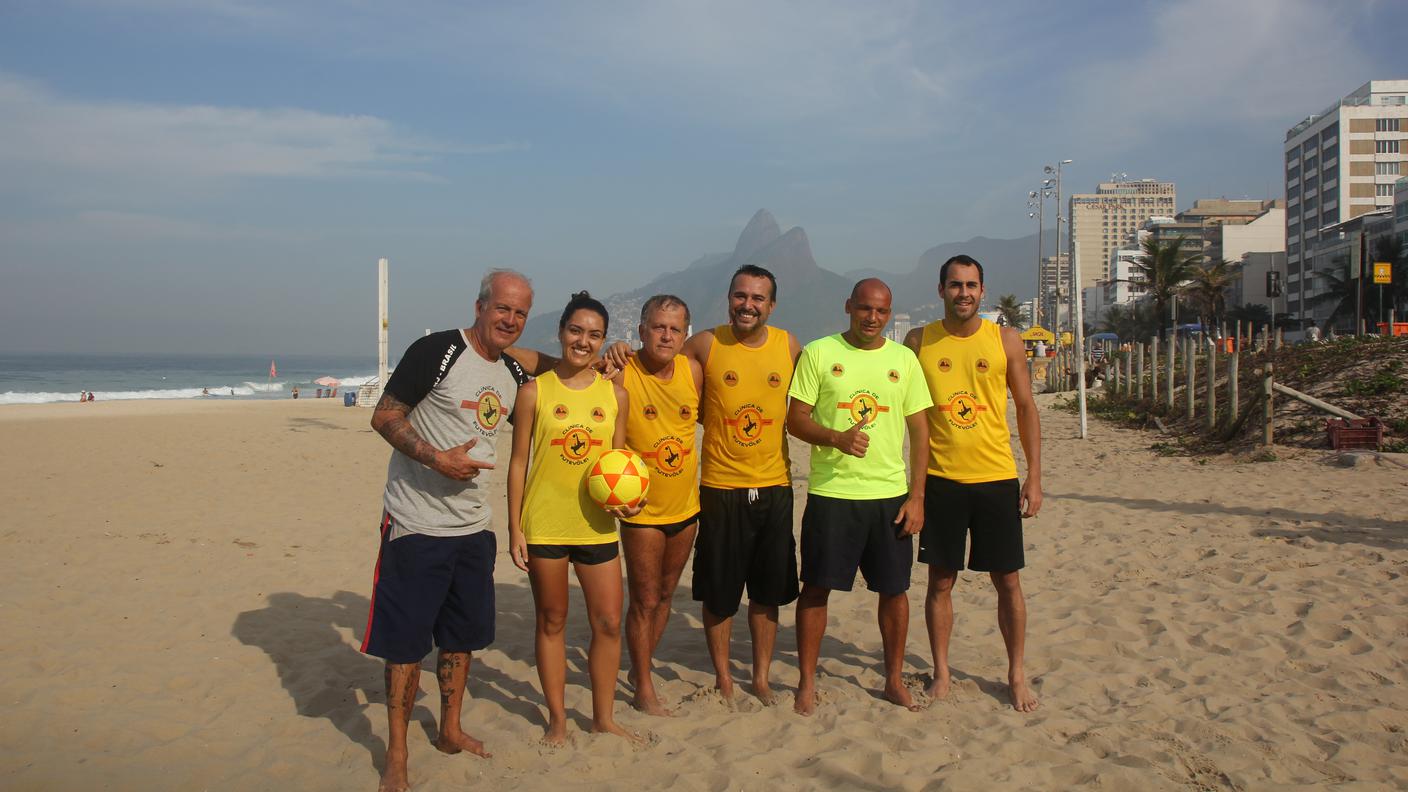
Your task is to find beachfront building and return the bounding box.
[1038,253,1070,333]
[1300,208,1395,333]
[1230,251,1288,315]
[1284,79,1408,326]
[1396,176,1408,246]
[1070,178,1177,295]
[887,312,913,344]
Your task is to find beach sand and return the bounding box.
[2,396,1406,790]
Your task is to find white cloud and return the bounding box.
[0,72,523,184]
[1062,0,1378,145]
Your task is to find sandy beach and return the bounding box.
[2,395,1406,791]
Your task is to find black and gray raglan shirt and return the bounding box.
[380,329,530,537]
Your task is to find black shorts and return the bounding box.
[528,541,620,565]
[361,516,496,664]
[918,476,1024,572]
[620,512,700,539]
[800,493,913,595]
[693,485,798,618]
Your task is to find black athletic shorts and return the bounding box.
[801,493,913,595]
[620,512,700,539]
[693,485,798,618]
[361,515,496,664]
[918,476,1024,572]
[527,541,620,565]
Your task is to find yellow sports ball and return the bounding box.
[587,449,650,510]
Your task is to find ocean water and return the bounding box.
[0,353,382,405]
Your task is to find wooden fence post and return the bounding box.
[1263,360,1274,446]
[1229,344,1239,424]
[1206,337,1217,431]
[1167,333,1176,409]
[1135,343,1144,400]
[1150,336,1159,405]
[1184,336,1195,421]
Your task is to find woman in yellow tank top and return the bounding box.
[507,292,642,745]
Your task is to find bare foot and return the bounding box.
[751,678,777,706]
[631,691,675,717]
[925,671,951,701]
[435,729,491,758]
[793,683,816,716]
[714,676,736,702]
[592,719,646,745]
[883,680,923,712]
[542,716,568,747]
[378,750,409,792]
[1009,675,1039,713]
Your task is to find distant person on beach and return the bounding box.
[904,254,1043,713]
[785,279,931,715]
[362,269,570,792]
[88,391,96,402]
[616,294,703,716]
[507,292,642,745]
[79,391,87,402]
[681,264,802,704]
[291,386,299,399]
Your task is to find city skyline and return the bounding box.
[2,0,1406,355]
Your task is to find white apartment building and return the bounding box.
[1284,79,1408,324]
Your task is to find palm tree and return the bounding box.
[996,294,1025,328]
[1183,258,1239,333]
[1307,258,1357,332]
[1098,301,1159,341]
[1123,236,1201,339]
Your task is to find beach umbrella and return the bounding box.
[314,376,341,387]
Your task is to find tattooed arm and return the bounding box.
[371,391,491,481]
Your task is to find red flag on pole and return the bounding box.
[269,360,277,378]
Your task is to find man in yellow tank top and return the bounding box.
[904,254,1044,713]
[682,264,802,704]
[618,294,703,716]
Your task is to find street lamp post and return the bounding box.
[1028,178,1053,327]
[1045,160,1073,340]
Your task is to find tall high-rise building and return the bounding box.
[1070,179,1177,295]
[1284,79,1408,323]
[1037,253,1069,331]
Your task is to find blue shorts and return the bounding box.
[361,514,496,663]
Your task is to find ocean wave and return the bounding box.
[0,382,288,405]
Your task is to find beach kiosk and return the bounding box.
[1021,326,1055,358]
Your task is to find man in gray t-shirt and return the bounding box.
[362,269,555,792]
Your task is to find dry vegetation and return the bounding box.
[1067,335,1408,456]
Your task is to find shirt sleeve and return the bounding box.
[900,346,934,415]
[787,341,822,406]
[384,331,461,409]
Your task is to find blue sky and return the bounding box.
[2,0,1405,356]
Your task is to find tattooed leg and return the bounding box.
[434,650,491,757]
[380,662,418,792]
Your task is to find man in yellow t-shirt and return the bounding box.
[618,294,703,716]
[785,279,931,716]
[682,264,802,704]
[904,254,1043,713]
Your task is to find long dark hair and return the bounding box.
[558,290,609,332]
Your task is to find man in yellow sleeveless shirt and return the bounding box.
[684,264,802,704]
[618,294,703,715]
[786,278,932,716]
[903,254,1043,713]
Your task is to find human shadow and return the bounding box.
[232,586,555,770]
[1052,490,1408,551]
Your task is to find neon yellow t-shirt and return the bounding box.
[788,335,932,499]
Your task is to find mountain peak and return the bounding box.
[733,209,782,261]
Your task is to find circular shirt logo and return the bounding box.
[474,390,503,431]
[733,406,764,444]
[938,358,952,373]
[847,393,880,425]
[552,404,569,420]
[591,406,607,422]
[887,369,900,383]
[830,363,845,377]
[655,438,686,475]
[643,404,659,420]
[722,370,739,387]
[945,393,979,429]
[976,358,990,374]
[560,427,593,462]
[678,405,692,420]
[767,372,783,388]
